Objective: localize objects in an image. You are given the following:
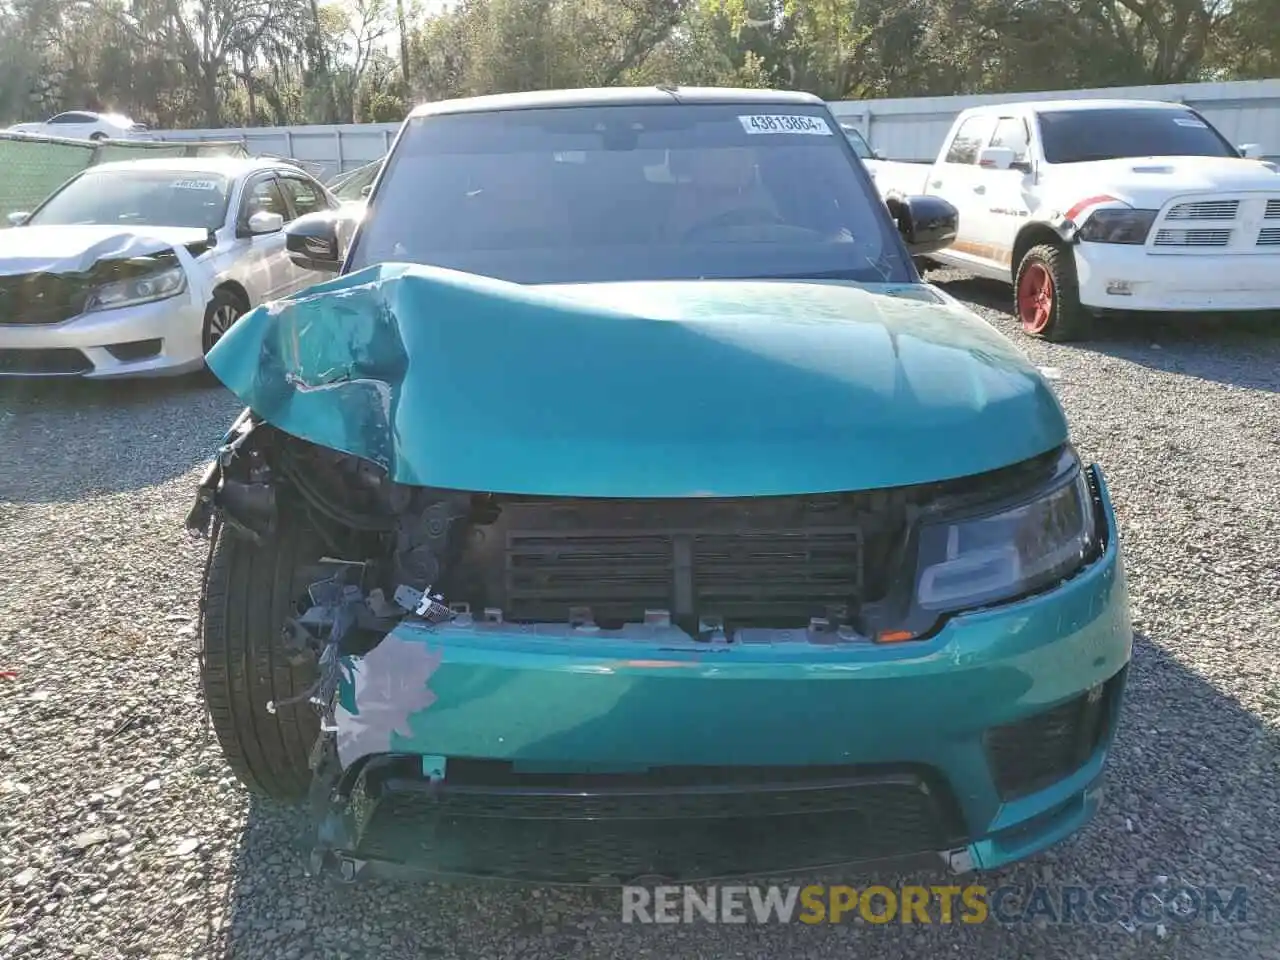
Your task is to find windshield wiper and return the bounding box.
[747,268,874,281]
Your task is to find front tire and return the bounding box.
[200,517,326,803]
[201,288,246,356]
[1014,243,1089,342]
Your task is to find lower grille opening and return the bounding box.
[984,666,1125,801]
[348,760,969,882]
[104,338,163,362]
[0,348,91,375]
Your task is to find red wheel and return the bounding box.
[1012,243,1088,342]
[1017,262,1054,334]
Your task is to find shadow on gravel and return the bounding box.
[0,375,237,503]
[203,632,1279,959]
[934,275,1280,394]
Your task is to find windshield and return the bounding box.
[840,124,873,159]
[28,169,231,230]
[1037,108,1237,164]
[347,102,911,284]
[332,160,381,200]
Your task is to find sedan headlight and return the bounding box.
[915,467,1098,613]
[1076,209,1156,244]
[87,265,188,312]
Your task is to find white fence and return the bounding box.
[149,78,1280,179]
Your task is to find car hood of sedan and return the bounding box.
[206,261,1069,497]
[0,224,212,274]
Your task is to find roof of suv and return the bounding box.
[409,86,825,119]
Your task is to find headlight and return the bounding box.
[915,468,1097,613]
[87,265,188,312]
[1076,209,1156,244]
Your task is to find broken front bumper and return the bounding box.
[315,475,1132,885]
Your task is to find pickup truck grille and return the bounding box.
[1164,200,1239,221]
[1154,228,1231,247]
[1148,193,1280,254]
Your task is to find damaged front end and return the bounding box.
[185,265,1126,884]
[186,406,1096,884]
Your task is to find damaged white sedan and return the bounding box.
[0,156,341,378]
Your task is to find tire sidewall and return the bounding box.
[1015,243,1084,342]
[201,290,245,357]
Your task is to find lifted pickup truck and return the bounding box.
[869,98,1278,340]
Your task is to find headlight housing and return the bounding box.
[1076,208,1156,244]
[914,465,1098,614]
[87,265,188,312]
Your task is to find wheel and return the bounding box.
[1014,243,1089,342]
[201,287,246,355]
[89,131,108,141]
[201,515,327,802]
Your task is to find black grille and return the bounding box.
[0,273,91,326]
[502,497,863,628]
[350,763,965,882]
[984,667,1124,801]
[104,338,162,362]
[0,348,91,375]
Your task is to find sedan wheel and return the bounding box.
[202,292,246,355]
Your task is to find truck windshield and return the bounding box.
[840,124,873,159]
[1037,108,1238,164]
[28,169,230,230]
[347,102,911,284]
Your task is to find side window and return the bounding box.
[944,116,995,165]
[240,176,289,227]
[277,176,330,219]
[49,112,92,124]
[990,117,1030,162]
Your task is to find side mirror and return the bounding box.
[285,210,343,273]
[873,149,886,160]
[1238,143,1262,159]
[977,146,1016,170]
[897,195,958,256]
[247,210,284,235]
[6,211,30,227]
[360,184,373,197]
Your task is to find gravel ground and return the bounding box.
[2,274,1279,960]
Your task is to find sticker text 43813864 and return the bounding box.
[738,115,832,136]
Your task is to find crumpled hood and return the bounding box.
[1048,155,1280,211]
[0,224,211,274]
[207,263,1068,497]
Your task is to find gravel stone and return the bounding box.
[2,282,1278,959]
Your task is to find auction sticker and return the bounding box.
[738,114,832,135]
[172,178,220,190]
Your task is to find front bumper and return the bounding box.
[322,468,1132,884]
[1074,242,1280,312]
[0,293,205,378]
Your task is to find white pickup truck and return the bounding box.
[868,98,1278,340]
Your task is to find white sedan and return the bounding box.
[0,156,342,378]
[7,111,151,141]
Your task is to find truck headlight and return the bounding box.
[1077,209,1156,244]
[915,467,1098,612]
[87,265,188,312]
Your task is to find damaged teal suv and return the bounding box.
[186,87,1132,885]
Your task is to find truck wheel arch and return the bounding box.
[1011,223,1067,282]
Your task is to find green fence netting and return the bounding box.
[0,134,249,224]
